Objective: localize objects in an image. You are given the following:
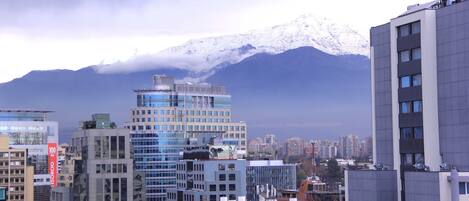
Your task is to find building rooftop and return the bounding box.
[398,0,467,17]
[248,160,294,166]
[134,75,228,95]
[0,109,53,113]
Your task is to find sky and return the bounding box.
[0,0,422,83]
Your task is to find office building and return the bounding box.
[246,160,297,201]
[128,75,247,201]
[346,1,469,201]
[167,134,247,201]
[0,135,34,201]
[70,114,135,201]
[0,109,58,201]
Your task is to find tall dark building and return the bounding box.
[346,1,469,201]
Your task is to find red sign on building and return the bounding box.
[48,143,57,188]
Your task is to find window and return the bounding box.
[210,195,217,201]
[94,136,102,159]
[228,164,235,170]
[411,21,421,34]
[414,127,423,139]
[400,128,413,139]
[400,76,411,88]
[460,182,467,195]
[401,153,413,165]
[218,164,225,171]
[209,185,216,191]
[413,74,422,86]
[415,153,424,164]
[229,195,236,200]
[118,136,125,159]
[229,184,236,191]
[413,101,423,112]
[219,174,226,181]
[412,48,421,60]
[229,174,235,181]
[110,136,117,159]
[399,50,410,62]
[219,184,226,191]
[398,21,420,37]
[398,24,410,37]
[400,102,412,113]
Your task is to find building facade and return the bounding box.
[338,135,359,159]
[346,1,469,201]
[246,160,297,201]
[284,137,305,157]
[167,134,247,201]
[71,114,135,201]
[0,135,34,201]
[127,75,247,201]
[0,109,58,201]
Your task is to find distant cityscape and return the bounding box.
[0,75,371,201]
[248,134,372,162]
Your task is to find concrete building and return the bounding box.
[0,135,34,201]
[346,1,469,201]
[248,134,278,160]
[127,75,247,201]
[0,109,59,201]
[284,137,305,157]
[70,114,135,201]
[246,160,297,201]
[317,140,338,159]
[264,134,277,147]
[167,134,247,201]
[338,135,359,159]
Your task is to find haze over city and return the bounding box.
[2,1,468,201]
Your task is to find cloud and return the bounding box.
[96,53,210,74]
[0,0,423,83]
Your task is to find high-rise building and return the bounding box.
[70,114,135,201]
[0,109,59,201]
[338,135,359,159]
[0,135,34,201]
[317,140,337,159]
[263,134,277,146]
[167,134,247,201]
[127,75,247,201]
[346,1,469,201]
[284,137,304,157]
[246,160,297,201]
[248,134,278,160]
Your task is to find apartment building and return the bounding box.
[346,1,469,201]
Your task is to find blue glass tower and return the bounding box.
[127,75,247,201]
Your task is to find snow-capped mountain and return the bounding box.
[98,14,369,73]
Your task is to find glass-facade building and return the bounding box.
[127,75,247,201]
[0,109,59,201]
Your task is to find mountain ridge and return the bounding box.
[97,14,369,74]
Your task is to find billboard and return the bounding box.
[48,143,57,187]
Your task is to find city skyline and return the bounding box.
[4,1,468,201]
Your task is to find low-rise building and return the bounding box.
[167,134,247,201]
[0,135,34,201]
[246,160,297,201]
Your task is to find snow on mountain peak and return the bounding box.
[98,14,369,73]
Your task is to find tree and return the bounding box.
[296,168,307,187]
[326,159,342,184]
